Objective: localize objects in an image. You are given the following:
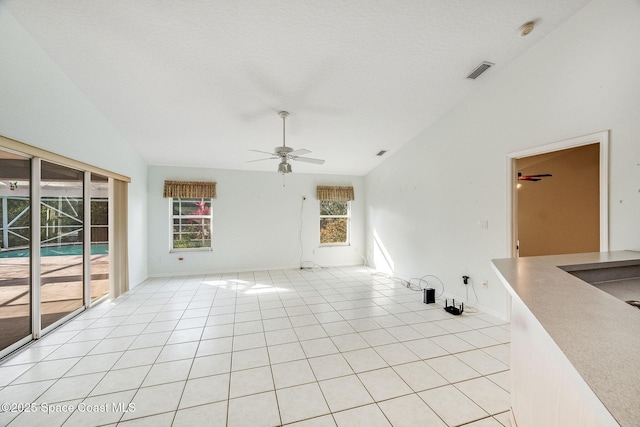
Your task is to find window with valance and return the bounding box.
[317,186,353,245]
[163,181,216,250]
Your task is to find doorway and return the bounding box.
[507,131,609,257]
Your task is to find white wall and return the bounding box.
[0,6,149,287]
[148,166,364,276]
[364,0,640,318]
[4,0,639,310]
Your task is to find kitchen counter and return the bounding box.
[492,250,640,427]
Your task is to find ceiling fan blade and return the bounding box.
[248,149,276,156]
[288,149,311,156]
[246,157,278,163]
[291,156,325,165]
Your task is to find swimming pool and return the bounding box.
[0,243,109,258]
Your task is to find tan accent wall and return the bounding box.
[517,143,600,257]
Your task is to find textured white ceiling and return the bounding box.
[4,0,591,176]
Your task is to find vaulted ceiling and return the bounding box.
[4,0,591,175]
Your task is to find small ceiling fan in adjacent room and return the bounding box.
[518,172,552,182]
[248,111,325,174]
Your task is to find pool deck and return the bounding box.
[0,254,109,350]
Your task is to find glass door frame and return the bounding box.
[31,157,41,338]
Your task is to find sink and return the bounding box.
[559,259,640,306]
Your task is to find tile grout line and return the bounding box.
[0,266,512,426]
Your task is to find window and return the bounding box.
[320,200,350,245]
[171,198,212,250]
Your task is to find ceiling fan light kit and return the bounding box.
[277,162,292,174]
[248,111,326,175]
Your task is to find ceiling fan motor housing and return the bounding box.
[275,146,293,155]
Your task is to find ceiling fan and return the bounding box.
[518,172,553,182]
[248,111,325,174]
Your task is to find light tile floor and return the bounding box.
[0,266,512,427]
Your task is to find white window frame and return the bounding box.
[319,200,350,246]
[170,197,213,252]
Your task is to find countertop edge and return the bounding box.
[491,250,640,427]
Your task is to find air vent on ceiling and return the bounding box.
[376,150,388,156]
[466,61,495,80]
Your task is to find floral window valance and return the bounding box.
[316,186,354,201]
[163,180,217,198]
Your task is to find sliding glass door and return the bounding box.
[40,161,85,329]
[0,150,32,353]
[0,154,113,352]
[0,136,126,359]
[90,174,109,302]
